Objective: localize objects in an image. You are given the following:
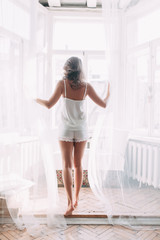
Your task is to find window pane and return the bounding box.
[127,9,160,48]
[0,35,21,131]
[0,0,30,39]
[37,54,46,98]
[126,50,150,133]
[155,46,160,67]
[37,12,46,49]
[88,56,108,82]
[153,70,160,135]
[137,9,160,45]
[135,53,150,131]
[53,20,106,51]
[87,55,108,127]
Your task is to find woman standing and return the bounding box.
[35,57,110,216]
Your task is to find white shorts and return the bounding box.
[58,127,88,142]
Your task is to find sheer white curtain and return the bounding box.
[1,0,160,236]
[0,0,66,237]
[88,0,160,230]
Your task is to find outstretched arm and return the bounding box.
[35,80,63,109]
[87,82,110,108]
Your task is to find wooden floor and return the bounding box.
[19,187,160,217]
[1,224,160,240]
[57,187,160,216]
[1,187,160,239]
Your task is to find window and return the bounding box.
[86,53,108,126]
[37,53,47,98]
[0,35,22,132]
[52,16,108,130]
[153,42,160,136]
[53,18,106,51]
[137,9,160,45]
[135,49,150,131]
[0,0,30,39]
[127,9,160,48]
[37,12,47,50]
[126,8,160,137]
[126,41,160,137]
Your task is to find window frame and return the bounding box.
[126,39,160,138]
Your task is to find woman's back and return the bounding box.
[60,79,87,131]
[62,79,87,100]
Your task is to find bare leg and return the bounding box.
[59,141,74,216]
[73,141,87,208]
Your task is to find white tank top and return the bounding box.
[59,80,87,130]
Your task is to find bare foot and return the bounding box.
[64,205,75,216]
[73,200,78,208]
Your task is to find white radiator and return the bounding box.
[0,136,40,178]
[0,136,40,197]
[127,139,160,189]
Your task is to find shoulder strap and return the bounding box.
[64,80,66,97]
[83,83,87,99]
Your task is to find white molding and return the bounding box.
[2,216,159,225]
[0,216,160,225]
[47,7,102,14]
[52,50,105,55]
[65,217,160,225]
[128,136,160,145]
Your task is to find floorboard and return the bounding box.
[1,224,160,240]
